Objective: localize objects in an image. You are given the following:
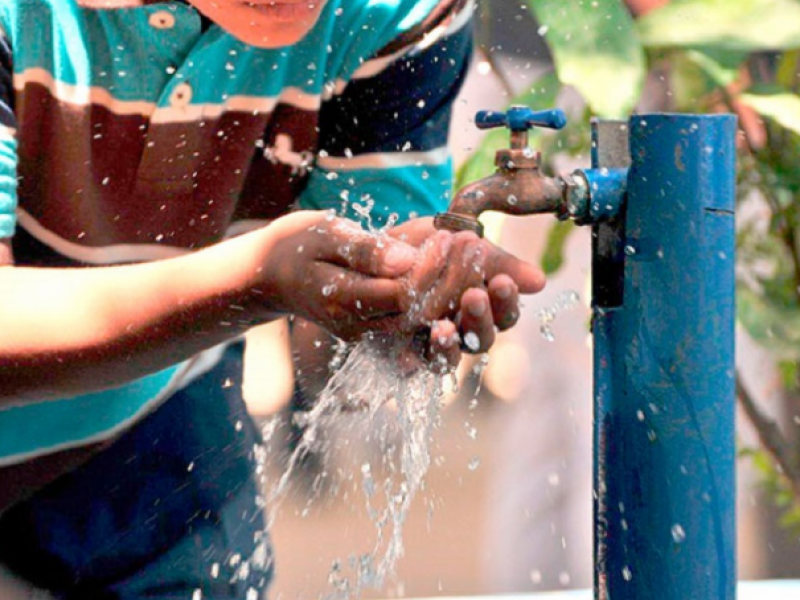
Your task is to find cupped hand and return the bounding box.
[256,211,418,340]
[390,217,546,368]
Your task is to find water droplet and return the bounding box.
[537,24,549,35]
[322,284,337,297]
[507,194,518,205]
[463,331,480,352]
[624,245,636,256]
[671,523,686,543]
[622,566,632,581]
[210,563,220,579]
[468,457,480,471]
[476,61,492,76]
[192,589,203,600]
[636,410,645,421]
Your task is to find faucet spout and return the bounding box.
[437,168,566,237]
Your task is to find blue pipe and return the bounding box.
[593,114,737,599]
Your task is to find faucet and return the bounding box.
[434,107,572,238]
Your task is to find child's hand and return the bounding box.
[256,211,420,340]
[390,217,546,368]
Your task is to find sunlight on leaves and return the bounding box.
[739,85,800,136]
[526,0,645,117]
[637,0,800,52]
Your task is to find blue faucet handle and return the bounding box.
[475,106,567,132]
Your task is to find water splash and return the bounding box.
[536,290,580,341]
[269,332,448,598]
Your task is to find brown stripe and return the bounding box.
[15,83,320,255]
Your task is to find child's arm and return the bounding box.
[0,211,417,404]
[0,211,544,404]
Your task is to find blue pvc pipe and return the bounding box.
[593,114,737,599]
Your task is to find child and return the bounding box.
[0,0,544,597]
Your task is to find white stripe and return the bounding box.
[317,147,449,171]
[350,0,475,82]
[18,210,277,264]
[150,88,320,123]
[436,0,475,44]
[15,68,321,122]
[280,86,323,111]
[17,208,190,264]
[0,125,15,141]
[14,68,158,117]
[351,47,411,81]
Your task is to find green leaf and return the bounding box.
[667,48,746,111]
[739,85,800,136]
[775,50,800,91]
[637,0,800,52]
[455,72,562,189]
[526,0,646,117]
[685,48,746,87]
[738,286,800,360]
[541,219,575,275]
[777,360,800,392]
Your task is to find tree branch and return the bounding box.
[737,372,800,499]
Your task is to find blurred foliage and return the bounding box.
[462,0,800,516]
[740,445,800,534]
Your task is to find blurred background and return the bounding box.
[241,0,800,598]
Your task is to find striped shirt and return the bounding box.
[0,0,473,463]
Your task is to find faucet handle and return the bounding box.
[476,106,567,132]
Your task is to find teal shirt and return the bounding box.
[0,0,472,463]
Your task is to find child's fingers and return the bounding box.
[427,319,461,372]
[457,288,496,354]
[487,274,520,331]
[317,219,419,278]
[484,245,546,294]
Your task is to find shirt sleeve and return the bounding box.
[0,26,18,240]
[298,0,473,228]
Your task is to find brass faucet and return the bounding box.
[434,107,571,237]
